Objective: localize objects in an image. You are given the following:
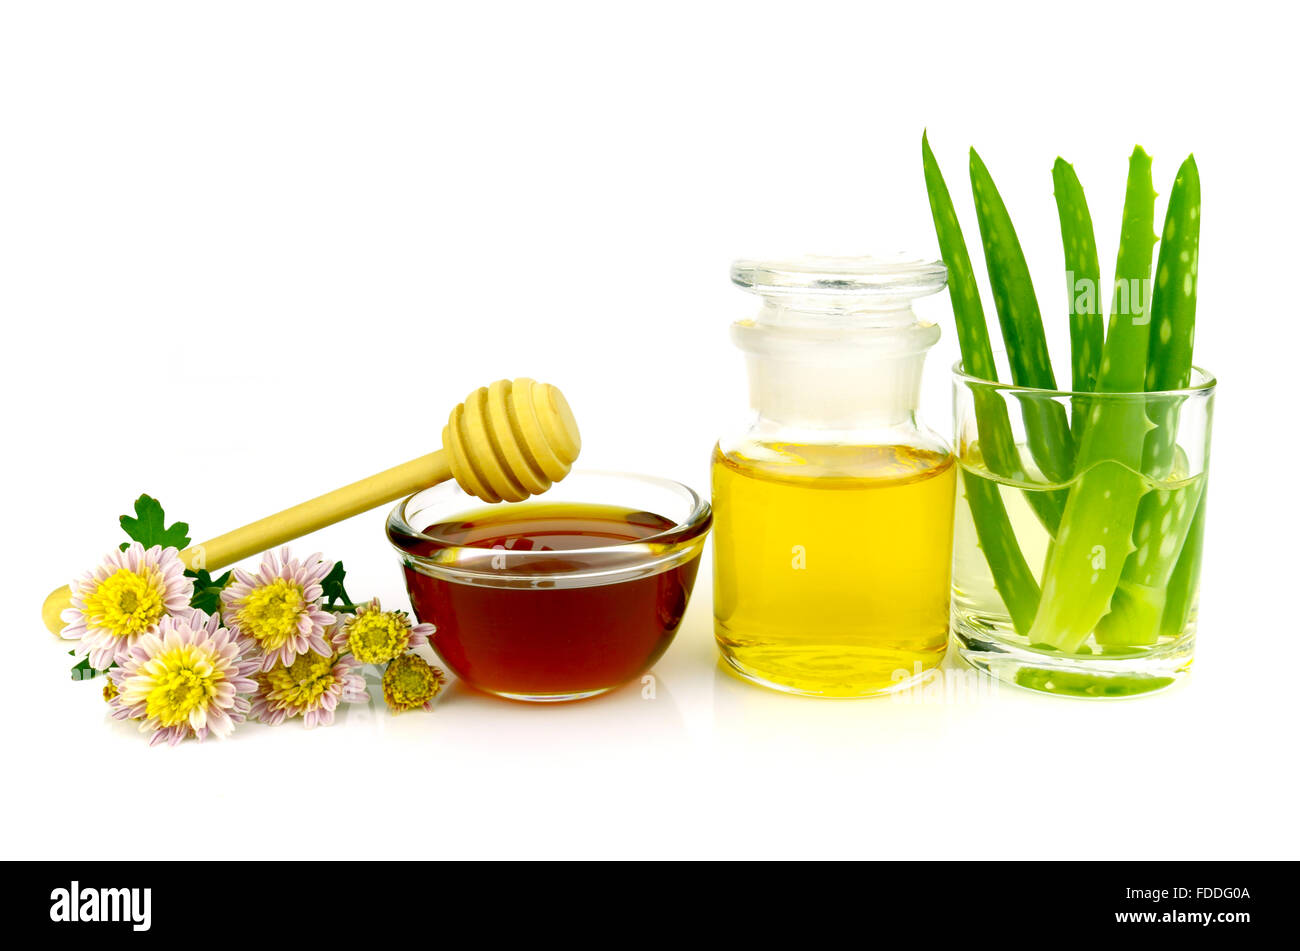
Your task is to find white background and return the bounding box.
[2,1,1296,859]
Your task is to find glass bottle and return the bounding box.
[712,255,955,697]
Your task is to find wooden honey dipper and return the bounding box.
[41,378,580,635]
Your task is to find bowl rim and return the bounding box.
[952,361,1216,398]
[386,468,713,566]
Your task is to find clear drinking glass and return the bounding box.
[950,361,1216,697]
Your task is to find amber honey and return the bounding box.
[389,502,701,701]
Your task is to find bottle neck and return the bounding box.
[731,307,939,431]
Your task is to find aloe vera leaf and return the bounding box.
[1014,666,1174,697]
[961,472,1041,633]
[923,137,1020,475]
[923,133,1042,633]
[1028,146,1157,652]
[1052,159,1104,433]
[1160,484,1207,639]
[969,148,1075,487]
[1146,155,1200,393]
[1096,156,1203,646]
[922,135,1062,533]
[1095,478,1204,647]
[923,133,999,385]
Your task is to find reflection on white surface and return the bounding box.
[709,650,994,755]
[337,659,691,755]
[22,515,1292,861]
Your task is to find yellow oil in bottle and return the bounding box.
[711,442,956,697]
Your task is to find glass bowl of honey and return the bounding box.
[386,471,712,702]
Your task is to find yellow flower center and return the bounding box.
[265,650,336,708]
[382,654,444,712]
[390,664,428,696]
[131,643,222,728]
[347,611,410,664]
[83,567,167,639]
[235,578,306,649]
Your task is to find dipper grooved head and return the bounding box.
[443,378,581,503]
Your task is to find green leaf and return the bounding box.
[1028,146,1159,653]
[119,494,191,551]
[922,131,1046,633]
[1095,155,1203,647]
[921,132,999,384]
[69,653,111,680]
[969,147,1058,392]
[321,561,355,613]
[1144,154,1200,393]
[925,133,1066,539]
[961,473,1041,633]
[1159,484,1207,639]
[1052,157,1104,418]
[186,568,232,615]
[969,147,1075,487]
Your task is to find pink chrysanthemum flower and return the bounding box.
[107,609,259,747]
[332,598,434,665]
[220,547,335,671]
[252,618,368,729]
[61,543,193,669]
[382,653,447,713]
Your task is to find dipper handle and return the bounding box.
[41,378,580,635]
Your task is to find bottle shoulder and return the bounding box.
[716,415,950,461]
[713,432,953,487]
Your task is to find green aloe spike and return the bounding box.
[1051,159,1104,432]
[1160,484,1207,639]
[1094,477,1204,648]
[922,133,1041,632]
[1095,156,1203,646]
[1145,156,1201,394]
[924,136,1063,536]
[1028,146,1158,652]
[970,148,1075,490]
[962,474,1042,633]
[922,134,1020,479]
[922,135,999,385]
